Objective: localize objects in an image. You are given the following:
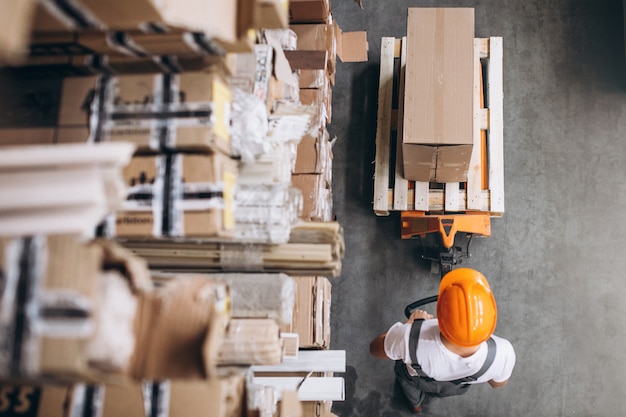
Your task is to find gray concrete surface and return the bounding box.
[327,0,626,416]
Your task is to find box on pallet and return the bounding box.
[402,8,475,183]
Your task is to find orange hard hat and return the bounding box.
[437,268,497,348]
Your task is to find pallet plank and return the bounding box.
[487,37,505,213]
[467,38,484,211]
[393,37,409,211]
[445,182,460,211]
[373,37,396,216]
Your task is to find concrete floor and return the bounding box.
[328,0,626,416]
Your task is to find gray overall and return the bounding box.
[394,319,497,407]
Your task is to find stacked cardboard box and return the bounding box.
[0,2,357,416]
[0,0,291,66]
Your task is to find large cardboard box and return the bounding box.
[130,278,229,379]
[170,152,238,238]
[291,277,331,349]
[0,76,97,146]
[97,70,232,155]
[33,0,242,49]
[402,8,475,183]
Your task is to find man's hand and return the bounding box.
[405,309,433,324]
[488,379,509,389]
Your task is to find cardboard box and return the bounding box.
[289,0,330,23]
[294,128,330,175]
[114,155,164,238]
[0,235,103,379]
[298,69,327,89]
[291,277,331,349]
[0,0,37,64]
[402,8,475,183]
[0,385,70,417]
[0,75,96,146]
[290,23,336,77]
[241,0,289,29]
[334,24,369,63]
[299,87,331,127]
[169,374,245,417]
[102,383,145,417]
[98,70,232,155]
[130,277,229,379]
[33,0,242,49]
[169,152,238,238]
[291,174,332,222]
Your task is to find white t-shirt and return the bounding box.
[384,319,516,384]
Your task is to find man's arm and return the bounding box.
[369,310,433,360]
[369,333,390,359]
[488,379,509,389]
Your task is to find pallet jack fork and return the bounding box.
[401,211,491,276]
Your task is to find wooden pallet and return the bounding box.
[373,37,504,216]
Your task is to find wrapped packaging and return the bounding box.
[217,319,282,366]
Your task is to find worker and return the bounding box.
[369,268,516,413]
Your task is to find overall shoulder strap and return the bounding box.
[408,319,433,380]
[452,337,497,384]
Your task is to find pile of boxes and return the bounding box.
[0,0,366,416]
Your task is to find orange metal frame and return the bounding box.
[400,212,491,249]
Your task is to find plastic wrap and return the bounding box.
[238,141,294,185]
[246,380,277,417]
[209,273,296,326]
[217,318,282,366]
[262,29,298,50]
[86,271,137,372]
[230,88,270,163]
[267,102,316,145]
[234,184,303,244]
